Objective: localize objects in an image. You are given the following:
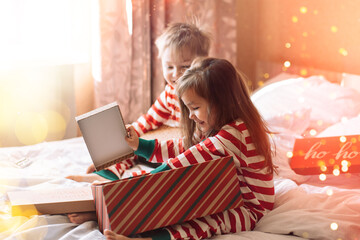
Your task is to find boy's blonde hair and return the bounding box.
[155,22,211,59]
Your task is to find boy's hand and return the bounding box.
[125,125,139,151]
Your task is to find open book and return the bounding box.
[76,102,134,171]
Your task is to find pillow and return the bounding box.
[342,73,360,94]
[265,108,311,135]
[251,76,360,135]
[317,115,360,137]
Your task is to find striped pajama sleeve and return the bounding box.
[132,84,181,136]
[145,120,274,240]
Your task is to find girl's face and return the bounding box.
[181,88,214,134]
[161,48,194,87]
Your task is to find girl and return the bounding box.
[105,57,275,240]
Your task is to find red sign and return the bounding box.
[290,135,360,175]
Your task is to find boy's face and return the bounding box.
[161,48,194,87]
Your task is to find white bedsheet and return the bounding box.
[1,137,359,240]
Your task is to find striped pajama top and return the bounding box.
[143,119,275,239]
[132,84,181,136]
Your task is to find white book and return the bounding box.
[8,187,95,216]
[76,102,134,171]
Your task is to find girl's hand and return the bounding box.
[125,125,139,151]
[86,163,96,173]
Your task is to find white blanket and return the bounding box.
[2,76,360,239]
[1,137,359,240]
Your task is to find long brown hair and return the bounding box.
[176,57,275,173]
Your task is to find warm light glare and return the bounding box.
[263,73,270,79]
[15,112,48,145]
[300,69,308,76]
[326,188,333,196]
[285,42,291,48]
[0,0,91,68]
[330,222,338,231]
[126,0,133,35]
[258,81,264,87]
[302,32,308,37]
[287,152,294,158]
[340,136,347,143]
[331,26,338,33]
[292,16,298,23]
[309,129,317,136]
[333,169,340,176]
[319,174,326,181]
[320,165,327,172]
[300,7,308,14]
[284,61,291,68]
[317,120,323,126]
[341,165,348,172]
[339,48,348,56]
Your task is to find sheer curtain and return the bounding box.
[0,0,91,146]
[93,0,237,123]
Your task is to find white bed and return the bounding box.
[1,75,360,240]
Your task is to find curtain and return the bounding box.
[93,0,237,123]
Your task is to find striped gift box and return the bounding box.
[91,156,243,236]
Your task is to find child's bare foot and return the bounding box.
[104,229,150,240]
[67,211,97,224]
[66,173,109,183]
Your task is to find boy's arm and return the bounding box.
[132,85,179,136]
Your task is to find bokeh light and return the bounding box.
[309,129,317,136]
[339,48,348,56]
[339,136,347,143]
[333,169,340,176]
[300,69,308,76]
[300,7,308,14]
[330,222,338,231]
[292,16,298,23]
[15,112,48,145]
[319,174,326,181]
[326,188,333,196]
[284,61,291,68]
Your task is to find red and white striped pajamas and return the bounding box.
[148,120,275,239]
[132,84,181,136]
[108,84,181,178]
